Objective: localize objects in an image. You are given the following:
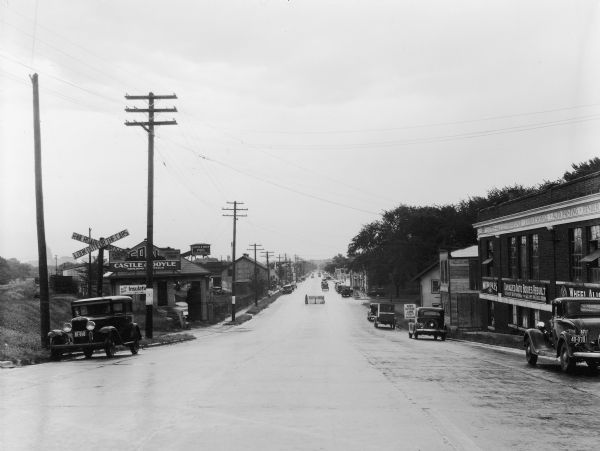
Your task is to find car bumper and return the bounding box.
[415,328,446,335]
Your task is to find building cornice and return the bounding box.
[474,192,600,238]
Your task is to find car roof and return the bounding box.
[416,307,444,312]
[72,296,132,305]
[553,297,600,304]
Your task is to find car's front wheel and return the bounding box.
[105,339,117,358]
[560,344,575,373]
[130,338,140,355]
[525,340,537,366]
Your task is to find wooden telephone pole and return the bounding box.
[247,243,263,306]
[125,92,177,338]
[261,250,274,291]
[31,73,50,346]
[222,201,247,321]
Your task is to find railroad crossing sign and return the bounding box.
[72,229,129,259]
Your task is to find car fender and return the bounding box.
[47,330,68,345]
[556,335,572,358]
[99,326,123,344]
[131,323,142,340]
[524,329,552,355]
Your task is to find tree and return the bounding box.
[563,157,600,181]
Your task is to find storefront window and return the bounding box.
[484,240,494,277]
[570,228,583,282]
[587,225,600,283]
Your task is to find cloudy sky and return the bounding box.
[1,0,599,265]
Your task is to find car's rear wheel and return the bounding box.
[130,338,140,355]
[525,340,537,366]
[105,338,117,358]
[559,344,575,373]
[83,348,94,359]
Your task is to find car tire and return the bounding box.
[433,335,437,340]
[559,343,575,373]
[441,334,446,341]
[83,348,94,359]
[525,340,537,366]
[105,338,117,358]
[129,338,140,355]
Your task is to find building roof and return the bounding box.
[450,245,478,258]
[411,261,439,282]
[224,254,268,271]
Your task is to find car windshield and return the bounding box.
[73,303,111,317]
[379,304,394,313]
[564,301,600,317]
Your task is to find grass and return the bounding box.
[0,280,193,365]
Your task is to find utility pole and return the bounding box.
[222,201,247,321]
[261,251,274,291]
[247,243,263,306]
[31,73,50,347]
[96,243,104,296]
[125,92,177,338]
[88,227,92,296]
[277,254,283,286]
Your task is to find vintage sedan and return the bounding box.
[373,302,396,329]
[408,307,447,340]
[48,296,142,360]
[524,297,600,373]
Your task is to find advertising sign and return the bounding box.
[145,288,153,306]
[191,243,211,256]
[559,284,600,299]
[404,303,416,319]
[109,260,181,272]
[502,281,548,302]
[482,280,498,295]
[119,284,146,295]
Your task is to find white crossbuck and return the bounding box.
[305,295,325,304]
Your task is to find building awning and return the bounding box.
[581,249,600,263]
[482,257,493,265]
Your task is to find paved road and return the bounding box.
[2,276,600,450]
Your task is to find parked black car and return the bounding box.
[341,286,352,297]
[373,303,396,329]
[408,307,446,340]
[524,297,600,372]
[48,296,142,360]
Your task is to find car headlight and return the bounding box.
[86,321,96,331]
[63,322,72,333]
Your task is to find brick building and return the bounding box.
[474,173,600,333]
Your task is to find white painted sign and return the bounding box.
[145,288,154,306]
[119,284,146,295]
[404,303,416,319]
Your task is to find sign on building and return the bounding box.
[404,303,416,319]
[191,243,211,256]
[119,284,146,295]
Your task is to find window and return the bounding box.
[519,236,528,279]
[570,228,583,282]
[531,234,540,280]
[586,225,600,283]
[431,279,440,293]
[483,240,494,277]
[510,237,518,279]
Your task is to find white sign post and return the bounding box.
[145,288,154,306]
[404,303,416,319]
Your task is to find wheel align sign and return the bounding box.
[71,229,129,259]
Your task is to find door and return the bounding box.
[157,281,168,306]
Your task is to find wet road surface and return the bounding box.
[2,276,600,450]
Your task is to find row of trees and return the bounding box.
[0,257,37,285]
[337,158,600,295]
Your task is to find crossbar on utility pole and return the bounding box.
[125,92,177,338]
[222,201,247,322]
[247,243,263,306]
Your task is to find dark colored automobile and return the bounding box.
[373,302,396,329]
[282,284,293,294]
[321,281,329,291]
[524,297,600,373]
[408,307,446,340]
[48,296,142,360]
[341,286,352,297]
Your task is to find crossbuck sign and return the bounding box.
[72,229,129,259]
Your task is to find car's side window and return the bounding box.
[113,303,124,313]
